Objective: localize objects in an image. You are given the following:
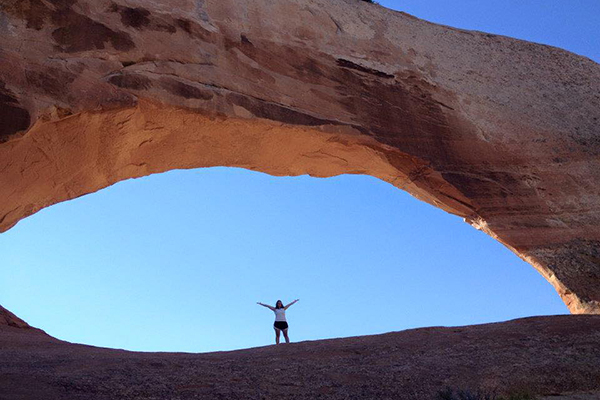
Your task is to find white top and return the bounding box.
[273,308,286,322]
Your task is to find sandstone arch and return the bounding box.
[1,0,599,314]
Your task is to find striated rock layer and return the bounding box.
[0,0,599,312]
[1,312,600,399]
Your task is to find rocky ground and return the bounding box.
[1,314,600,400]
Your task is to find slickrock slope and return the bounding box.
[0,0,599,313]
[1,313,600,399]
[0,305,31,329]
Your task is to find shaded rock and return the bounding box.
[0,305,30,329]
[1,312,600,399]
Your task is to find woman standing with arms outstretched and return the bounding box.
[257,299,299,344]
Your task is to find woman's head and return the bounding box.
[275,300,284,309]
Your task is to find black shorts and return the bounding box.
[274,321,289,330]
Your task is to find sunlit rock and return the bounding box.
[0,0,599,313]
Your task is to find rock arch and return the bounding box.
[1,0,599,313]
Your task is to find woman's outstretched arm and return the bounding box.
[257,302,275,311]
[284,299,299,310]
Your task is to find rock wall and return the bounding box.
[0,0,599,313]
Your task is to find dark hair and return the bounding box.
[275,300,284,309]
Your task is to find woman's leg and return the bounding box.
[283,329,290,344]
[274,328,281,345]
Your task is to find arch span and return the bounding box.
[1,0,599,313]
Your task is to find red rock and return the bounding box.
[0,0,599,313]
[0,305,30,329]
[1,311,599,399]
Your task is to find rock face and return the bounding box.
[0,305,31,329]
[0,0,599,313]
[1,312,600,399]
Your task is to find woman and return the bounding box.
[257,299,299,344]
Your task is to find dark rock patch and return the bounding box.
[153,23,176,34]
[530,239,600,301]
[159,78,214,100]
[0,0,76,30]
[24,67,76,98]
[0,82,31,142]
[240,34,253,46]
[176,18,192,34]
[107,73,153,90]
[329,58,455,160]
[109,3,150,29]
[336,59,394,79]
[2,0,135,52]
[110,3,176,34]
[52,12,135,53]
[228,93,338,127]
[175,18,215,42]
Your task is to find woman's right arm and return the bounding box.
[257,302,275,311]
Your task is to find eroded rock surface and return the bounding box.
[1,312,600,399]
[0,305,31,329]
[0,0,599,312]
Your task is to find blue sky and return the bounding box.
[2,1,598,353]
[381,0,599,63]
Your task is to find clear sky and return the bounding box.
[1,1,598,353]
[381,0,600,63]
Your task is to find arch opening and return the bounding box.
[1,166,569,352]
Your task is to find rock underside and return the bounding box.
[0,1,599,314]
[1,314,600,400]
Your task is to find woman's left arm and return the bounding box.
[284,299,299,310]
